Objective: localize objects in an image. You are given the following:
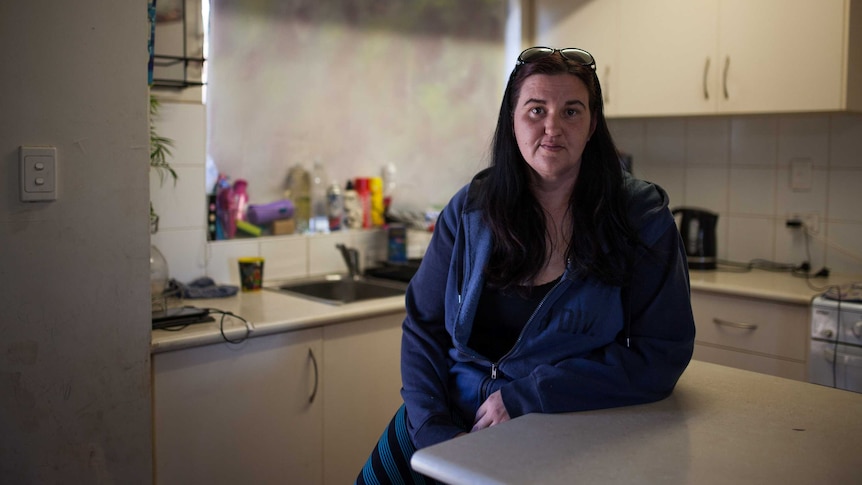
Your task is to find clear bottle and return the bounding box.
[310,161,329,233]
[285,164,310,233]
[327,181,344,231]
[382,162,397,217]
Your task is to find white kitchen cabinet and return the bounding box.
[536,0,621,115]
[690,291,809,381]
[322,313,404,485]
[153,327,324,485]
[536,0,862,116]
[152,311,406,485]
[716,0,850,114]
[617,0,720,116]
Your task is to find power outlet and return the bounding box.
[790,158,813,191]
[805,212,820,234]
[789,212,820,234]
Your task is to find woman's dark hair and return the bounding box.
[480,51,638,289]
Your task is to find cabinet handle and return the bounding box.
[703,57,710,100]
[722,56,730,100]
[308,348,319,404]
[713,317,758,330]
[603,66,611,104]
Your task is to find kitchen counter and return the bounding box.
[151,270,861,354]
[411,360,862,485]
[150,287,406,354]
[688,268,859,304]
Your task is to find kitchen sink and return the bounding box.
[268,274,407,305]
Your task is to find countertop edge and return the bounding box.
[150,295,407,354]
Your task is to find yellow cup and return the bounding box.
[238,257,265,291]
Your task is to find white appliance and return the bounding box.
[809,295,862,393]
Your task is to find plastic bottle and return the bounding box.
[370,176,385,227]
[327,181,344,231]
[285,164,310,233]
[310,161,329,233]
[354,177,372,229]
[382,162,397,218]
[343,180,362,230]
[216,182,237,239]
[233,179,249,222]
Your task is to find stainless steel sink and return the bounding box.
[268,274,407,305]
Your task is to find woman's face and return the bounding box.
[513,73,596,188]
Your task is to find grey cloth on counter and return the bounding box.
[169,277,239,299]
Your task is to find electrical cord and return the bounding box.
[204,308,254,344]
[154,307,254,344]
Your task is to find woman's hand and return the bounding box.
[471,390,511,432]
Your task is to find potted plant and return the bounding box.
[149,93,176,234]
[149,93,176,304]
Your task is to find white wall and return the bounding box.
[0,1,152,482]
[610,113,862,275]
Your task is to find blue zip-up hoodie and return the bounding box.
[401,170,696,449]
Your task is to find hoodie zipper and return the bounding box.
[478,270,568,401]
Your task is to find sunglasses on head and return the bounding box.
[516,47,596,70]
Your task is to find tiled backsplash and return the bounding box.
[153,103,862,281]
[609,113,862,275]
[150,103,433,286]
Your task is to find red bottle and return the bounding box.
[354,177,372,229]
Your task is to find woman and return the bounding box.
[356,47,695,484]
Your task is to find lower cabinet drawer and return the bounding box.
[691,292,809,362]
[693,343,806,381]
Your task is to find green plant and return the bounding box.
[149,93,177,233]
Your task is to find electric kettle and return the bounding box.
[672,207,718,270]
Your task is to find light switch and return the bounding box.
[19,146,57,202]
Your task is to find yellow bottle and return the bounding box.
[370,176,385,227]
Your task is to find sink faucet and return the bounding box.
[336,243,361,278]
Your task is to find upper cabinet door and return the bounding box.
[617,0,720,116]
[536,0,621,115]
[717,0,847,113]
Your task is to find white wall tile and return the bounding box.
[729,167,775,215]
[351,229,389,269]
[775,168,828,218]
[607,118,646,164]
[206,240,261,285]
[829,113,862,168]
[730,116,777,166]
[824,222,862,274]
[154,103,206,167]
[307,231,353,276]
[726,216,775,263]
[638,165,686,207]
[685,117,730,166]
[715,213,729,261]
[684,166,728,212]
[827,169,862,222]
[644,118,686,165]
[260,236,307,281]
[777,114,829,168]
[774,220,826,270]
[150,165,207,230]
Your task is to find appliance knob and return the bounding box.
[820,329,834,339]
[853,320,862,338]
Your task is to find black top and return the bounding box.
[468,276,561,362]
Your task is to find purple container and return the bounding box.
[247,199,295,226]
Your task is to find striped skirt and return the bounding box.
[355,404,445,485]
